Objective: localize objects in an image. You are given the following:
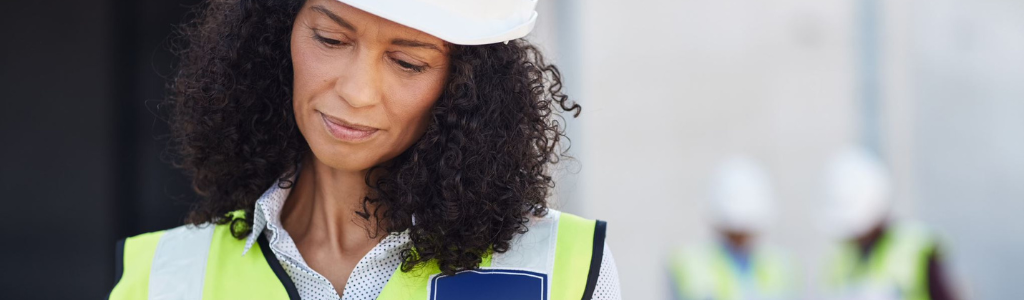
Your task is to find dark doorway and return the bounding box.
[1,0,200,298]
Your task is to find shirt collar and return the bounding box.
[242,176,294,256]
[240,174,413,257]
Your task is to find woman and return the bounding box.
[108,0,621,299]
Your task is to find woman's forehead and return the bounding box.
[303,0,447,51]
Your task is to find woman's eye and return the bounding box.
[393,58,426,73]
[313,33,346,47]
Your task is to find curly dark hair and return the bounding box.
[169,0,580,275]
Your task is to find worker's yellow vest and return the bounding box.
[825,223,936,300]
[109,210,605,300]
[668,243,792,300]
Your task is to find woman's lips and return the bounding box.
[319,112,379,142]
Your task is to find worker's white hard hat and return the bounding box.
[823,146,892,238]
[338,0,539,45]
[709,156,776,233]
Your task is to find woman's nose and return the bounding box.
[334,51,384,109]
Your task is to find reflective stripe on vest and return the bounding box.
[110,224,295,300]
[826,223,936,300]
[110,209,604,300]
[668,243,792,300]
[149,224,215,299]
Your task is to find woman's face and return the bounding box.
[291,0,450,172]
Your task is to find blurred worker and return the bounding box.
[669,156,794,300]
[822,147,959,300]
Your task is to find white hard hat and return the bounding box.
[338,0,539,45]
[709,156,776,233]
[823,146,892,238]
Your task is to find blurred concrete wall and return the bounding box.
[532,0,1024,299]
[903,0,1024,299]
[538,0,860,298]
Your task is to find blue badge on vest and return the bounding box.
[429,269,548,300]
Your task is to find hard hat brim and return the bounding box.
[338,0,538,46]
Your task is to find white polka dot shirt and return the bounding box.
[241,181,622,300]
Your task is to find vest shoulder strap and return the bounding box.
[203,223,296,300]
[109,223,294,300]
[552,211,606,300]
[110,224,216,300]
[109,230,165,300]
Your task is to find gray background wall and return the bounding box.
[535,0,1024,299]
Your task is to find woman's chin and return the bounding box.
[305,145,381,173]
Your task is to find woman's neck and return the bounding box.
[281,155,384,259]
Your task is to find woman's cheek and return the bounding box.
[394,79,444,140]
[292,40,336,109]
[290,41,327,142]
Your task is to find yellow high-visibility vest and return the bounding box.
[825,222,936,300]
[668,242,793,300]
[109,209,606,300]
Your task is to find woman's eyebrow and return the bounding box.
[310,5,356,31]
[391,39,443,53]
